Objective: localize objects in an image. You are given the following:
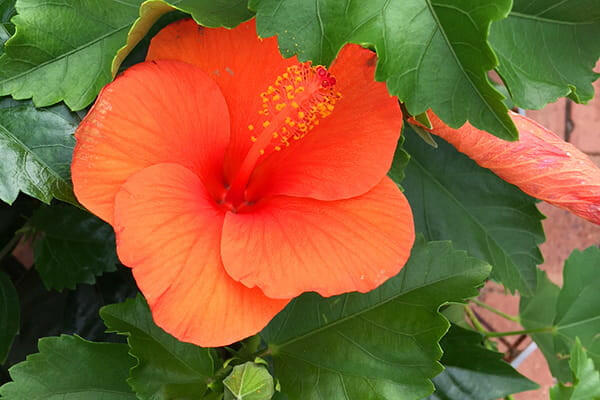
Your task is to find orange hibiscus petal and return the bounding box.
[113,163,288,347]
[146,19,297,182]
[246,44,403,201]
[221,177,415,299]
[420,111,600,225]
[72,60,230,224]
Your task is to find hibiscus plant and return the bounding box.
[0,1,599,399]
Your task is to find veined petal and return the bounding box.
[221,177,415,299]
[114,163,288,347]
[72,60,230,224]
[420,111,600,225]
[146,19,297,182]
[246,44,403,201]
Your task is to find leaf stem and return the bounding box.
[484,326,555,337]
[471,298,521,323]
[464,305,487,334]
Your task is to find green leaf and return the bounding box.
[253,0,518,140]
[100,295,218,400]
[0,271,19,363]
[0,0,15,54]
[0,334,136,399]
[555,248,600,358]
[0,0,145,110]
[519,269,566,379]
[388,136,410,188]
[3,267,138,368]
[112,0,253,76]
[28,205,117,291]
[490,1,600,109]
[550,338,600,400]
[0,98,79,205]
[170,0,254,27]
[401,125,544,295]
[520,247,600,382]
[261,238,491,400]
[427,325,538,400]
[0,0,254,110]
[224,362,275,400]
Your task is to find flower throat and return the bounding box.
[224,62,342,207]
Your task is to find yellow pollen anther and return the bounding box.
[250,136,257,142]
[248,62,341,156]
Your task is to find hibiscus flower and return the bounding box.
[412,111,600,225]
[71,19,415,346]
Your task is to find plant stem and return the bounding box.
[465,305,554,337]
[464,305,487,334]
[484,326,555,337]
[471,298,521,323]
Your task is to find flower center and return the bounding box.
[223,62,341,209]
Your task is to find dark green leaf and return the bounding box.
[0,271,18,363]
[490,1,600,109]
[28,205,117,290]
[0,98,79,205]
[401,125,545,295]
[3,267,137,369]
[0,335,136,399]
[550,338,600,400]
[427,325,538,400]
[101,295,218,400]
[253,0,518,140]
[224,362,275,400]
[0,0,15,54]
[520,247,600,382]
[388,136,410,188]
[261,238,491,400]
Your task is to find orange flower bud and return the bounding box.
[412,111,600,225]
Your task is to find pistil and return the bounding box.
[224,62,341,208]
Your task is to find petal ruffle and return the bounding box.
[72,60,230,224]
[146,19,297,182]
[221,177,415,299]
[419,111,600,225]
[246,44,403,201]
[114,163,288,347]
